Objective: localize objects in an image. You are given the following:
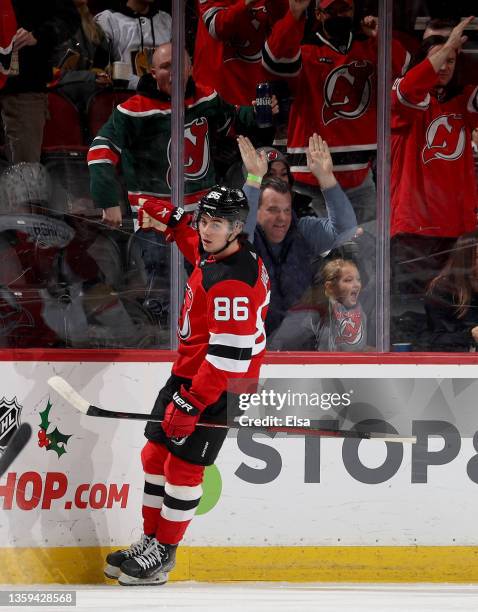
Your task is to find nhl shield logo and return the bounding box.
[0,397,21,452]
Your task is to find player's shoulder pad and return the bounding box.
[201,244,259,292]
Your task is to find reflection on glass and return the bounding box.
[3,2,476,355]
[0,162,168,349]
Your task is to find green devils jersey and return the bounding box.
[87,82,254,211]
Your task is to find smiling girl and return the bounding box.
[317,258,366,351]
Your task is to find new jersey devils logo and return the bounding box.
[322,61,374,125]
[178,284,194,342]
[167,118,210,188]
[333,306,364,346]
[422,114,466,165]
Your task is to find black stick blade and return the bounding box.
[0,423,32,478]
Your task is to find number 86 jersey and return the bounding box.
[172,233,270,409]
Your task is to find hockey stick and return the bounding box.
[47,376,416,443]
[0,423,32,478]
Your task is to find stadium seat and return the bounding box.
[87,89,132,141]
[42,92,86,151]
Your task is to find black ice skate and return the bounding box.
[118,537,177,586]
[104,533,153,579]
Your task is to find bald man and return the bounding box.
[87,43,256,227]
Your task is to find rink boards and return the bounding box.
[1,357,478,583]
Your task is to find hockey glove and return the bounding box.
[162,386,206,439]
[139,198,187,232]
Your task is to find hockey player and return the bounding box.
[104,184,270,586]
[261,0,410,224]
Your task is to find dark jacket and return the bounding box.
[425,286,478,352]
[254,217,315,335]
[3,0,80,94]
[51,19,110,110]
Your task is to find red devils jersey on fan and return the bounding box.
[167,222,270,408]
[391,58,478,238]
[0,0,16,89]
[262,11,410,190]
[193,0,288,105]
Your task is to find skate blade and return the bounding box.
[104,564,121,579]
[118,571,169,586]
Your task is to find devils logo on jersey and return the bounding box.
[322,60,375,126]
[333,306,364,347]
[178,284,194,342]
[422,114,466,165]
[167,118,210,188]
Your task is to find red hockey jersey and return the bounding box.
[0,0,16,89]
[391,58,478,238]
[262,11,410,190]
[193,0,288,105]
[166,222,270,408]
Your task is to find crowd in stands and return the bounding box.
[0,0,476,352]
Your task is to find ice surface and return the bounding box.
[8,582,478,612]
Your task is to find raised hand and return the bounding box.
[361,15,378,38]
[237,135,268,183]
[306,133,336,189]
[445,16,475,51]
[427,16,475,74]
[289,0,311,21]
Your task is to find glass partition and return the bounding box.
[390,1,478,352]
[0,0,176,349]
[1,0,476,354]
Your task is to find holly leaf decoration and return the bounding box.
[39,399,72,458]
[46,427,72,458]
[39,400,52,430]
